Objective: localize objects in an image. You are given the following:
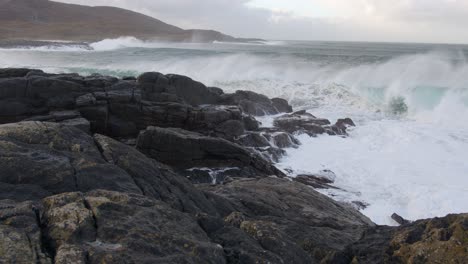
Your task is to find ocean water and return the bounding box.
[1,37,468,225]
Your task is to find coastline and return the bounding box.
[0,68,466,263]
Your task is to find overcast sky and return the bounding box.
[56,0,468,44]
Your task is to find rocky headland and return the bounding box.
[0,68,466,263]
[0,0,263,43]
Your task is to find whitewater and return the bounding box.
[1,37,467,225]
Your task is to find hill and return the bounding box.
[0,0,255,42]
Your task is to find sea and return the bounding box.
[1,36,467,225]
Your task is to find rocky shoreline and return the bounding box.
[0,68,466,263]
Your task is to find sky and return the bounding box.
[56,0,468,44]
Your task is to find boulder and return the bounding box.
[272,97,293,113]
[0,68,43,78]
[39,191,226,264]
[167,74,221,105]
[273,110,333,136]
[138,72,221,105]
[200,177,375,262]
[0,122,142,196]
[331,118,356,135]
[337,214,468,264]
[186,105,245,138]
[136,127,285,179]
[221,90,283,116]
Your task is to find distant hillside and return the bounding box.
[0,0,259,43]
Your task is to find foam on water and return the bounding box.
[1,39,468,225]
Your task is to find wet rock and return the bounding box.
[224,212,247,228]
[27,77,83,100]
[340,214,468,264]
[271,132,300,148]
[50,110,81,121]
[138,72,221,105]
[331,118,356,135]
[136,126,285,179]
[60,118,91,133]
[40,190,226,264]
[187,105,245,138]
[0,68,44,78]
[391,213,411,226]
[272,97,293,113]
[93,134,219,214]
[0,122,142,196]
[242,115,261,131]
[182,167,238,184]
[200,177,375,262]
[221,90,290,116]
[78,105,108,132]
[75,93,96,107]
[274,110,332,136]
[235,132,271,148]
[0,200,51,263]
[168,74,222,105]
[294,174,338,189]
[106,115,138,138]
[0,78,28,99]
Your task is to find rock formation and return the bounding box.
[0,68,466,263]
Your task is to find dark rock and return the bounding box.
[40,190,226,264]
[50,110,81,121]
[200,177,375,262]
[83,75,119,88]
[167,74,221,105]
[351,201,370,210]
[136,126,285,178]
[294,174,338,189]
[224,212,247,228]
[0,200,51,263]
[93,134,219,214]
[340,214,468,264]
[138,72,221,106]
[209,226,285,264]
[332,118,356,135]
[391,213,411,225]
[274,110,333,136]
[182,167,239,184]
[271,132,300,148]
[106,115,138,138]
[216,120,245,138]
[187,105,244,138]
[0,182,52,201]
[27,77,83,100]
[208,87,224,95]
[60,117,91,133]
[75,93,96,107]
[235,132,270,148]
[221,90,281,116]
[0,68,44,78]
[122,76,136,81]
[272,97,293,113]
[78,105,108,133]
[0,78,28,99]
[243,115,260,131]
[0,122,142,196]
[0,98,47,123]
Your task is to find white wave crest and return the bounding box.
[89,36,158,51]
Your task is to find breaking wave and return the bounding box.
[1,39,468,224]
